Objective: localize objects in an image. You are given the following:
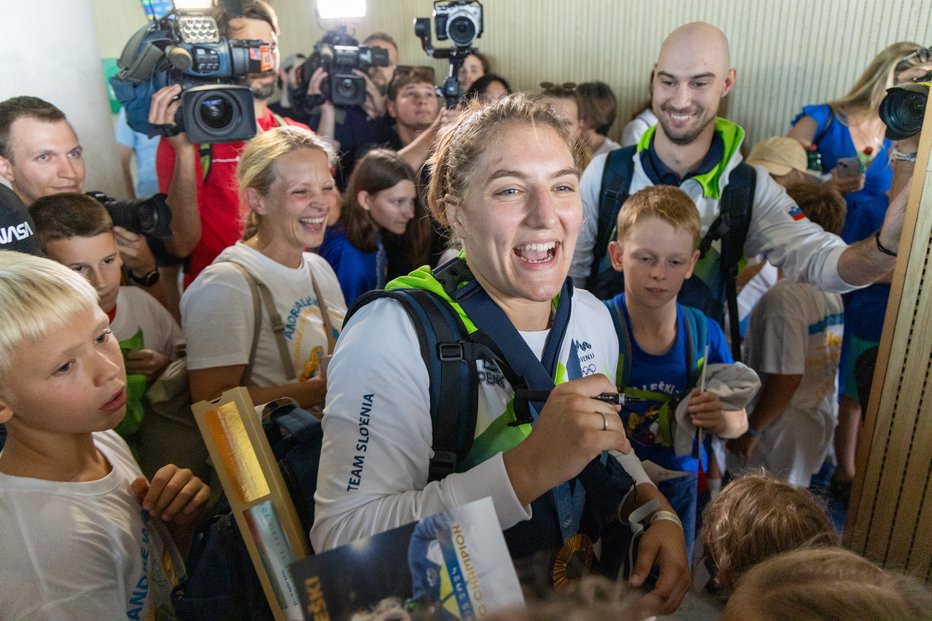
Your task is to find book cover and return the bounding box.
[290,497,524,620]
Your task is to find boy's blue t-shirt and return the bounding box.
[613,293,733,472]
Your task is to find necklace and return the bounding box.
[847,115,886,154]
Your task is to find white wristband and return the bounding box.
[649,510,684,530]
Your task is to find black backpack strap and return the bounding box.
[718,162,756,362]
[346,289,482,482]
[590,146,637,286]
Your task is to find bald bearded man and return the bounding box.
[571,23,906,325]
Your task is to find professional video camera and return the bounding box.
[414,0,484,108]
[880,81,929,140]
[110,0,273,144]
[86,192,173,241]
[292,25,389,108]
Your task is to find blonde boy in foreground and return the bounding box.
[0,251,208,619]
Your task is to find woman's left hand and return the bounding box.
[630,515,690,615]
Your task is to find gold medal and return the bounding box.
[551,533,594,591]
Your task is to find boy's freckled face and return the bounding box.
[609,216,699,310]
[44,233,123,314]
[0,306,126,434]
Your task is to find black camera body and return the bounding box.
[87,192,173,241]
[294,27,389,108]
[110,3,272,143]
[414,1,485,108]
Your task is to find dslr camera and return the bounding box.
[110,0,273,144]
[880,81,929,140]
[415,0,484,107]
[433,0,483,48]
[292,26,389,108]
[86,192,173,241]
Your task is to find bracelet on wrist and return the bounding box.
[889,149,917,162]
[874,232,898,258]
[649,510,684,530]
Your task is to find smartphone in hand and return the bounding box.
[835,156,862,178]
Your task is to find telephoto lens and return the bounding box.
[880,83,929,140]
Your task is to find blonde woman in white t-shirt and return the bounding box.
[181,126,346,410]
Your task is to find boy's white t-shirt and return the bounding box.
[110,286,184,358]
[739,279,844,487]
[0,430,186,619]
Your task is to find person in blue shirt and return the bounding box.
[604,185,748,557]
[318,149,430,305]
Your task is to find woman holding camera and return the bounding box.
[312,95,689,614]
[318,149,430,306]
[787,42,932,509]
[181,126,346,409]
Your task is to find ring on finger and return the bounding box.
[599,411,608,431]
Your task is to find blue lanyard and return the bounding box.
[448,266,584,540]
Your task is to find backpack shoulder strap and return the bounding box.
[603,297,633,389]
[226,261,296,383]
[680,305,710,388]
[347,289,480,481]
[718,162,756,362]
[591,146,638,285]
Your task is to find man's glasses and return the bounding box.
[394,65,437,82]
[539,81,577,95]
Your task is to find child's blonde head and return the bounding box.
[614,185,700,244]
[703,471,837,588]
[723,547,932,621]
[0,251,98,387]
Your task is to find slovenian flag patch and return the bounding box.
[788,205,806,221]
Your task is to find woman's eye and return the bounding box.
[95,329,112,345]
[55,361,74,375]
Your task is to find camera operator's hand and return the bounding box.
[126,347,171,382]
[148,84,191,149]
[307,66,328,97]
[828,167,866,195]
[114,226,157,277]
[355,69,386,119]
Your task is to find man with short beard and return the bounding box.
[151,0,309,287]
[571,23,907,329]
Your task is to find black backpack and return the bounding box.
[173,288,483,620]
[589,146,755,361]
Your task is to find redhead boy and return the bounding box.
[0,251,208,618]
[604,185,748,556]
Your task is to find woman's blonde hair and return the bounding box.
[0,251,98,386]
[426,93,578,229]
[723,547,932,621]
[703,471,837,589]
[829,41,922,117]
[237,125,337,238]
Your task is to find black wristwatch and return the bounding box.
[127,268,160,287]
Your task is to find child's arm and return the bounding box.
[686,388,748,439]
[131,465,210,554]
[727,373,802,458]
